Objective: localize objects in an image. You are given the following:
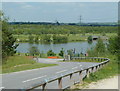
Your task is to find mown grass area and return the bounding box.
[2,56,57,74]
[73,55,118,89]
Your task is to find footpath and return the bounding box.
[72,75,119,89]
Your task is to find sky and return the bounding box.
[2,2,118,23]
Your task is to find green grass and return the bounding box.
[13,33,117,43]
[2,56,57,74]
[73,55,118,89]
[71,59,101,63]
[84,55,118,83]
[60,58,101,63]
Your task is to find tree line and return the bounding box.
[10,24,117,35]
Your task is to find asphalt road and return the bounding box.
[1,58,99,90]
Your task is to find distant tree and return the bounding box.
[29,46,40,57]
[28,35,34,43]
[35,35,39,43]
[47,50,56,56]
[67,49,74,57]
[41,35,51,43]
[59,48,64,57]
[87,36,93,44]
[1,11,18,62]
[95,38,106,56]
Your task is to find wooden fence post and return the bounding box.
[86,69,90,78]
[58,77,62,89]
[79,71,83,84]
[42,83,47,91]
[91,67,94,73]
[70,73,74,86]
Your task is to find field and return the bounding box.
[9,24,117,43]
[13,33,117,43]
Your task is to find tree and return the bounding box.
[67,49,74,58]
[87,36,92,44]
[108,37,118,54]
[108,25,120,63]
[28,35,34,43]
[29,46,40,57]
[59,48,64,57]
[1,11,18,62]
[95,38,106,56]
[35,35,39,43]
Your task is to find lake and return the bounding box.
[16,41,98,54]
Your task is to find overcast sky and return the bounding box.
[2,2,118,23]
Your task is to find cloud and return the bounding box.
[21,4,33,9]
[14,2,33,9]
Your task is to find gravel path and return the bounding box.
[72,75,119,89]
[84,76,118,89]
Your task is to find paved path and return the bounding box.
[2,58,99,89]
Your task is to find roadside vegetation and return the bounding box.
[2,56,57,74]
[73,54,118,90]
[1,11,57,74]
[71,32,119,89]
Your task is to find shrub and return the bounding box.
[47,50,56,56]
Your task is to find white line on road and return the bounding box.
[56,70,67,74]
[72,67,78,69]
[2,68,48,76]
[80,65,82,66]
[0,87,5,90]
[22,75,47,83]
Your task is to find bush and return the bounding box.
[29,46,40,56]
[59,48,64,57]
[53,35,68,43]
[87,36,92,42]
[87,38,106,57]
[28,35,34,43]
[95,38,106,55]
[47,50,56,56]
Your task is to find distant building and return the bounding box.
[92,36,108,40]
[92,36,99,40]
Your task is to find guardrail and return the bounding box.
[25,57,110,91]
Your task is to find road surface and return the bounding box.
[1,58,99,90]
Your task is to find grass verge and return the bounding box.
[73,55,118,89]
[2,56,57,74]
[60,59,101,63]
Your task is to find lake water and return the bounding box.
[16,41,98,54]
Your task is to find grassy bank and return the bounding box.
[2,56,57,74]
[61,59,101,63]
[73,55,118,89]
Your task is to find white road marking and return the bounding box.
[80,65,82,66]
[22,75,47,83]
[72,67,78,69]
[0,87,5,89]
[56,70,67,74]
[2,68,47,75]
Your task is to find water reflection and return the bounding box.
[16,41,97,54]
